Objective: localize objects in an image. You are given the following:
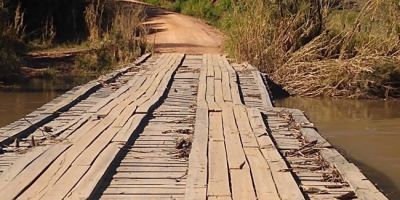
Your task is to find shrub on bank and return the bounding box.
[0,0,26,82]
[74,0,148,74]
[0,0,149,80]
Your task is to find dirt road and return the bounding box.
[143,5,223,54]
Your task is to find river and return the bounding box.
[0,77,90,127]
[276,97,400,199]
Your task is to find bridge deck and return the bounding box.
[0,54,386,200]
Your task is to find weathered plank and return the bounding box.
[321,148,388,200]
[0,146,48,189]
[207,141,231,197]
[0,144,71,200]
[185,63,208,200]
[244,148,280,200]
[221,107,247,169]
[66,144,121,200]
[233,106,259,148]
[230,167,257,200]
[209,112,224,142]
[251,69,273,108]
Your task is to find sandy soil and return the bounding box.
[137,3,223,54]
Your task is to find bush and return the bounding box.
[0,0,25,81]
[74,0,148,74]
[74,48,114,74]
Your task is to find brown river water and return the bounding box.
[0,78,399,199]
[0,77,90,127]
[276,97,400,199]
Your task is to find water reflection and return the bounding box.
[276,97,400,199]
[0,76,91,127]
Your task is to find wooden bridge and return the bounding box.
[0,53,387,200]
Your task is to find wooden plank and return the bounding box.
[221,71,232,102]
[233,106,259,148]
[221,107,246,169]
[44,81,100,114]
[113,103,138,127]
[66,144,121,200]
[136,54,184,113]
[213,55,222,80]
[289,109,331,148]
[87,75,143,114]
[230,167,257,200]
[185,64,208,200]
[209,112,224,142]
[101,194,184,199]
[207,141,231,197]
[249,109,305,200]
[321,149,388,200]
[251,70,273,108]
[259,147,305,200]
[40,165,90,200]
[206,54,214,77]
[208,196,232,200]
[112,114,146,143]
[134,53,152,66]
[103,187,185,195]
[246,108,266,137]
[221,57,242,105]
[214,80,224,104]
[0,144,71,200]
[0,146,48,189]
[97,54,171,117]
[244,148,280,200]
[206,75,221,112]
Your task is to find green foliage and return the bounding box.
[74,1,148,74]
[144,0,232,25]
[74,48,114,74]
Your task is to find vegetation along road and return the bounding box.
[0,0,399,199]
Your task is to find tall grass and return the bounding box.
[74,0,148,74]
[223,0,400,98]
[0,0,26,81]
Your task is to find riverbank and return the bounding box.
[0,0,148,86]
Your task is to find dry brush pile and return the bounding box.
[224,0,400,98]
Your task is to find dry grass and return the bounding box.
[224,0,400,99]
[75,0,149,74]
[0,0,26,81]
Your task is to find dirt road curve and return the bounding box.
[125,0,223,54]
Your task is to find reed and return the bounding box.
[224,0,400,98]
[75,0,148,74]
[0,0,26,81]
